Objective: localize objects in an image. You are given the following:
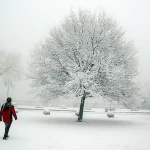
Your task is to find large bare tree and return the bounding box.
[29,10,138,121]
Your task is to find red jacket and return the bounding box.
[0,102,17,123]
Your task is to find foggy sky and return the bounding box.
[0,0,150,101]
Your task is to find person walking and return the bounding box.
[0,97,17,140]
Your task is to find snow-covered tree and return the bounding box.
[0,51,9,76]
[138,84,150,109]
[0,51,22,97]
[29,10,138,121]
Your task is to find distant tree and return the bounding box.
[0,51,9,76]
[138,84,150,109]
[0,51,22,97]
[29,10,138,121]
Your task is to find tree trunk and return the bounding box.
[110,101,112,111]
[77,94,86,122]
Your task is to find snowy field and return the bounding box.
[0,110,150,150]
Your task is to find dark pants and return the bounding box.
[4,122,12,138]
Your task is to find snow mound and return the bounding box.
[43,108,50,115]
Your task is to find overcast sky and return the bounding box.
[0,0,150,100]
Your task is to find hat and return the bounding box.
[7,97,12,102]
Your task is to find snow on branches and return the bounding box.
[29,10,138,106]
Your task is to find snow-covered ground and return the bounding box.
[0,110,150,150]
